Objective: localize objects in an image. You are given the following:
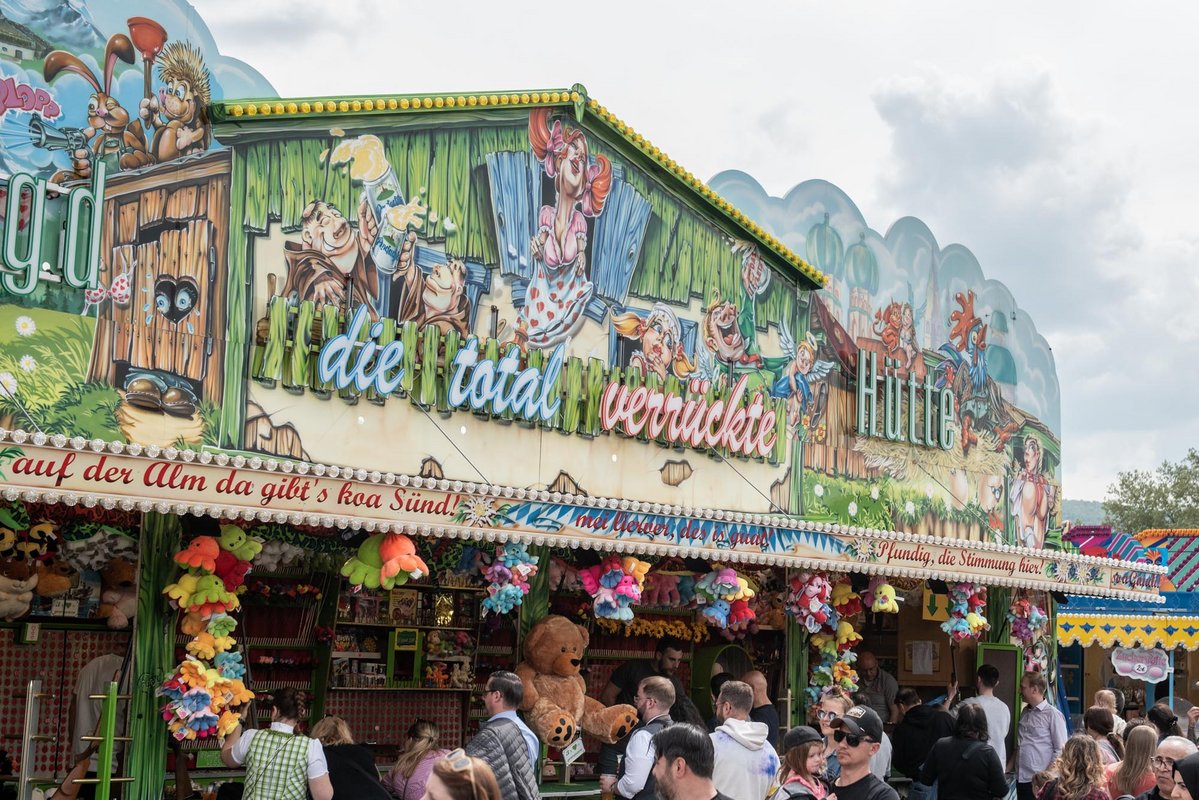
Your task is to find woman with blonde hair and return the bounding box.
[421,749,501,800]
[310,715,391,800]
[1105,724,1156,798]
[1037,734,1110,800]
[385,719,449,800]
[814,688,853,781]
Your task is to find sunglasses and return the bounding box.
[833,730,874,748]
[444,749,483,800]
[816,710,838,721]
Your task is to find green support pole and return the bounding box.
[785,608,809,728]
[96,681,119,800]
[126,512,182,800]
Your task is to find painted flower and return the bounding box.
[870,487,880,501]
[814,484,825,498]
[0,372,16,396]
[14,316,35,336]
[848,501,858,517]
[904,500,916,516]
[456,497,502,527]
[18,355,35,373]
[925,485,935,499]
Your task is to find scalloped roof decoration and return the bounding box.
[211,83,826,289]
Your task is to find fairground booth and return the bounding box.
[0,4,1163,800]
[1058,527,1194,722]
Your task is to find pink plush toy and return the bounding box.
[612,575,642,604]
[642,573,682,607]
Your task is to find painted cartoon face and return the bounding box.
[423,260,466,315]
[902,304,913,328]
[705,300,745,362]
[795,347,814,375]
[1023,441,1040,471]
[87,93,129,134]
[301,205,356,265]
[642,316,676,375]
[558,135,588,198]
[160,79,196,122]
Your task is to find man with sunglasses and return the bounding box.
[828,706,899,800]
[1139,737,1198,800]
[464,671,539,800]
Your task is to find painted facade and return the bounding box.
[0,0,1059,556]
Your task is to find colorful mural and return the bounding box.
[0,0,1061,554]
[711,172,1062,548]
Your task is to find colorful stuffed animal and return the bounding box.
[188,575,239,616]
[0,557,36,621]
[378,533,429,585]
[620,557,650,587]
[174,537,220,572]
[98,557,138,629]
[642,572,682,607]
[341,534,390,590]
[703,599,731,628]
[514,615,637,747]
[34,556,77,597]
[727,598,756,628]
[163,573,200,609]
[213,551,252,592]
[872,582,899,613]
[831,580,862,618]
[835,620,862,651]
[218,525,262,563]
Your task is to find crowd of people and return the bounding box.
[197,650,1199,800]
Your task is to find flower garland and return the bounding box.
[941,582,990,641]
[157,525,260,741]
[594,616,710,643]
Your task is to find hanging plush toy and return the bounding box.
[831,579,862,618]
[785,571,835,633]
[941,581,988,641]
[341,532,428,590]
[695,567,756,630]
[862,576,899,614]
[581,555,650,621]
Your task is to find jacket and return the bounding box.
[464,718,541,800]
[919,736,1007,800]
[710,717,780,800]
[893,705,955,779]
[616,715,671,800]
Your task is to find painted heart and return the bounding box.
[154,275,200,324]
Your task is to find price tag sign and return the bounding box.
[561,738,585,766]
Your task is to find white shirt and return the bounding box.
[1017,700,1066,783]
[959,693,1011,770]
[616,714,670,798]
[871,730,892,781]
[72,654,127,771]
[490,710,540,768]
[230,722,329,779]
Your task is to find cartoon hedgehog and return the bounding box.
[139,40,212,162]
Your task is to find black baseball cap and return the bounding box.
[831,705,883,742]
[782,725,823,751]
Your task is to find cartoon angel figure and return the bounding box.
[611,303,696,381]
[770,322,836,432]
[873,300,919,369]
[1009,435,1056,550]
[517,108,612,348]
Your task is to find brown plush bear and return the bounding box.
[97,557,138,629]
[514,615,637,747]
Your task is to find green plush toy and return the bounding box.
[340,534,393,591]
[206,612,237,638]
[219,525,263,562]
[189,574,239,614]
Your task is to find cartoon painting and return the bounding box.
[611,303,696,381]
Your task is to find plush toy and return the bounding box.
[188,575,239,616]
[34,556,77,597]
[186,633,218,660]
[642,572,682,607]
[620,557,650,587]
[835,620,862,651]
[703,599,731,628]
[206,613,237,638]
[831,580,862,618]
[98,557,138,629]
[729,577,755,602]
[378,533,429,585]
[0,557,36,621]
[966,611,990,637]
[163,573,200,609]
[483,583,524,615]
[450,662,474,690]
[727,598,756,628]
[175,537,220,572]
[218,525,262,563]
[872,583,899,613]
[612,575,642,605]
[785,571,834,633]
[214,651,246,680]
[579,556,623,595]
[213,551,252,592]
[514,615,637,747]
[253,540,304,572]
[181,612,207,636]
[341,534,390,590]
[677,574,697,605]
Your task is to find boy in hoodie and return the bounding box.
[710,680,780,800]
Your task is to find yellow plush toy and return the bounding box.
[872,584,899,613]
[186,633,217,660]
[180,611,207,636]
[163,573,200,608]
[621,557,651,588]
[836,620,862,651]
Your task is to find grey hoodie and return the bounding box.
[711,717,780,800]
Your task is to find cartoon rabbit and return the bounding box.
[43,34,153,183]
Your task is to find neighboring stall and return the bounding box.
[0,3,1165,800]
[1058,526,1193,719]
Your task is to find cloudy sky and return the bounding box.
[185,0,1197,501]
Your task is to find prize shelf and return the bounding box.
[334,620,476,631]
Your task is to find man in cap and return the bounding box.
[829,705,899,800]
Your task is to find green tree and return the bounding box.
[1103,448,1199,531]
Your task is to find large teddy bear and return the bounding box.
[515,615,637,748]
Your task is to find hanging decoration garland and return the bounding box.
[594,616,710,643]
[157,525,260,741]
[941,582,990,641]
[579,555,651,621]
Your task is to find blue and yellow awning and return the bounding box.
[1058,612,1199,651]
